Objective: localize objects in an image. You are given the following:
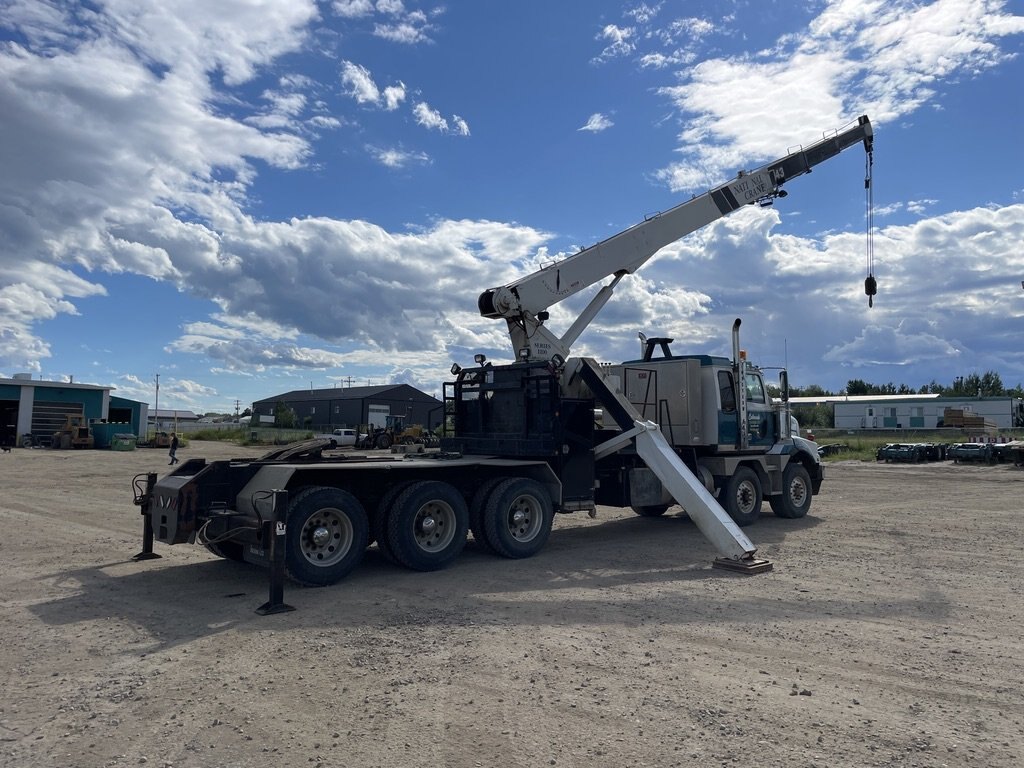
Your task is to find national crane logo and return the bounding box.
[730,172,772,202]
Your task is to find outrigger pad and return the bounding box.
[712,556,773,575]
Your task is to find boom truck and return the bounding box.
[133,116,874,586]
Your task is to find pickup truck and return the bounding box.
[313,428,361,448]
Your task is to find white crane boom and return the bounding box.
[478,115,874,361]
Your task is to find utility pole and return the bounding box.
[154,373,160,437]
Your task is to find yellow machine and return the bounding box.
[53,415,94,449]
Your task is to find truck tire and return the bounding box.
[376,433,393,449]
[285,487,369,586]
[372,481,415,565]
[771,463,812,519]
[631,504,669,517]
[386,480,468,571]
[482,478,554,559]
[469,477,507,553]
[720,466,762,527]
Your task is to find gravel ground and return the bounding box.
[1,441,1022,767]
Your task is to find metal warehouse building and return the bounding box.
[0,375,147,447]
[251,384,443,433]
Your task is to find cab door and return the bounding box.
[744,372,775,448]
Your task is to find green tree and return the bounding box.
[273,400,296,429]
[846,379,870,395]
[980,370,1004,396]
[791,383,831,397]
[792,403,833,429]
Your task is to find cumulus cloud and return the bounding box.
[413,101,471,135]
[652,0,1024,190]
[0,2,316,369]
[3,1,1023,405]
[340,60,406,110]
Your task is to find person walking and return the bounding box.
[168,432,179,465]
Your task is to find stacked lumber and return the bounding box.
[943,408,996,432]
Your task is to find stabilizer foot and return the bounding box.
[255,601,296,616]
[713,556,773,575]
[132,551,162,561]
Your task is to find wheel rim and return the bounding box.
[300,507,354,567]
[734,480,758,515]
[506,494,543,542]
[413,500,457,552]
[788,475,808,507]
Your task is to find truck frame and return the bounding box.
[134,116,874,586]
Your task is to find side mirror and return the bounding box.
[779,370,789,402]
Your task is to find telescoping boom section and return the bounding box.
[478,116,873,362]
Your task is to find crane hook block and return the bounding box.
[865,275,877,308]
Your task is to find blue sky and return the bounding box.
[1,0,1023,415]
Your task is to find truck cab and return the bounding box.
[606,336,781,453]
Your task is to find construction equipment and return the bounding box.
[356,417,439,449]
[53,415,94,449]
[133,116,873,587]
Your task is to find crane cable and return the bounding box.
[864,147,877,307]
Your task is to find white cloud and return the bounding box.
[339,60,405,111]
[340,60,381,104]
[653,0,1024,191]
[382,82,407,111]
[626,4,662,26]
[0,1,316,369]
[367,145,431,168]
[450,114,471,137]
[413,101,470,135]
[592,24,635,63]
[332,0,374,18]
[3,1,1022,402]
[579,112,614,132]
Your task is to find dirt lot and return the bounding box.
[1,441,1022,768]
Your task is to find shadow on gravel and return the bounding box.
[25,507,903,651]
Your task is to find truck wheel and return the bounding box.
[204,540,245,561]
[285,487,369,586]
[772,463,812,519]
[482,478,554,559]
[386,481,468,571]
[372,482,415,564]
[720,466,762,527]
[631,504,669,517]
[469,478,508,552]
[376,433,393,449]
